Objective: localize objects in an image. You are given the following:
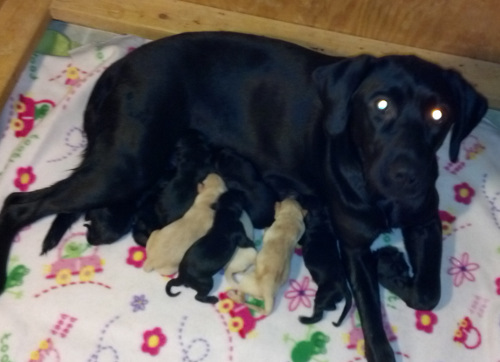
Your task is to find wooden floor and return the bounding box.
[1,0,499,109]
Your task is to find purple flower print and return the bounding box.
[131,294,148,312]
[284,276,316,311]
[447,252,479,287]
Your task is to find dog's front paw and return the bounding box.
[375,246,410,293]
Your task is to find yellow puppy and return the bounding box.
[143,173,227,275]
[230,197,307,314]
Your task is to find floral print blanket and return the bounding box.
[0,24,500,362]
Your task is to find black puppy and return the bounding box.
[84,200,138,245]
[213,148,278,228]
[298,203,352,326]
[0,32,487,362]
[166,190,255,303]
[132,129,214,245]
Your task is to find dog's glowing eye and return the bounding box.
[377,99,389,110]
[431,108,443,121]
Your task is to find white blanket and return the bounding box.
[0,26,499,362]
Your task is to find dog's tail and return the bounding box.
[41,212,82,254]
[166,277,183,297]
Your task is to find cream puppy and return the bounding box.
[230,197,307,314]
[143,173,227,275]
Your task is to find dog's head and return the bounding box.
[313,55,487,199]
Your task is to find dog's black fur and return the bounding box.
[213,148,278,228]
[132,129,214,245]
[166,190,254,303]
[298,202,352,326]
[0,32,487,361]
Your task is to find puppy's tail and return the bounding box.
[332,286,353,327]
[166,277,183,297]
[41,212,82,255]
[299,307,324,325]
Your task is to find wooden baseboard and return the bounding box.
[1,0,499,109]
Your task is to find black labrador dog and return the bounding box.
[0,32,487,361]
[166,190,254,303]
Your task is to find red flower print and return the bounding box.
[495,277,500,295]
[284,276,316,311]
[141,327,167,356]
[14,166,36,191]
[126,246,147,268]
[439,210,456,236]
[415,310,438,333]
[447,252,479,287]
[453,182,475,204]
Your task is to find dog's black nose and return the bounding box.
[389,163,418,190]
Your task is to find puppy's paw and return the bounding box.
[299,311,323,324]
[196,295,218,304]
[376,246,411,292]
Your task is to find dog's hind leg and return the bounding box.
[0,162,153,294]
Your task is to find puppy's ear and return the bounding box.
[274,201,281,213]
[312,55,376,135]
[447,70,488,162]
[197,182,205,193]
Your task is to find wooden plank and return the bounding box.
[50,0,500,108]
[0,0,52,108]
[183,0,500,64]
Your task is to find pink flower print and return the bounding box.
[284,276,316,311]
[447,252,479,287]
[126,246,147,268]
[439,210,456,236]
[14,166,36,191]
[141,327,167,356]
[454,182,475,204]
[495,277,500,295]
[415,310,438,333]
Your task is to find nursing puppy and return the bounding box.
[133,130,214,245]
[143,173,227,275]
[166,190,255,303]
[230,197,307,315]
[214,148,278,229]
[84,200,138,245]
[298,203,352,326]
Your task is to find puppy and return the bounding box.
[166,190,255,303]
[230,197,307,315]
[214,148,278,228]
[132,129,214,246]
[84,200,138,245]
[142,173,227,275]
[298,203,352,326]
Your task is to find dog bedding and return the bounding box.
[0,23,499,362]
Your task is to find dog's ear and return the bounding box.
[312,55,376,135]
[447,70,488,162]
